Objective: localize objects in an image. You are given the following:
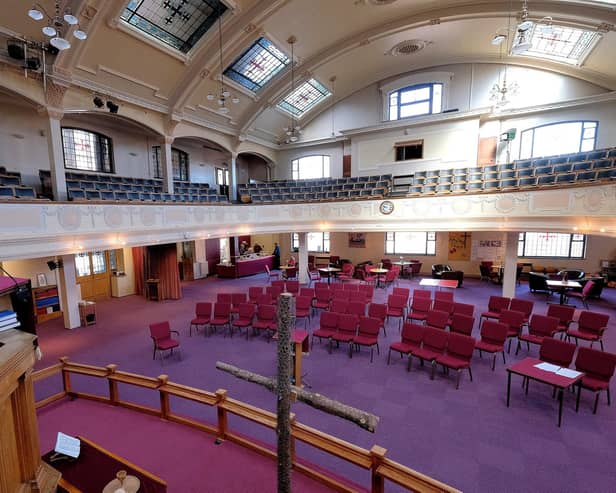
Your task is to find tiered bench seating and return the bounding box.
[0,167,39,200]
[238,175,392,203]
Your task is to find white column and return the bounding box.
[229,152,238,202]
[297,232,308,285]
[502,232,519,298]
[160,136,174,194]
[57,254,81,329]
[44,111,68,201]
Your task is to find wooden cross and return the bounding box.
[217,293,379,493]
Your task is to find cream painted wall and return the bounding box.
[0,102,50,187]
[2,257,59,288]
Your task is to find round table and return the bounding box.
[369,268,389,288]
[318,267,341,284]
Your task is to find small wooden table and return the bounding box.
[506,357,583,427]
[546,280,581,305]
[318,267,341,284]
[369,268,389,288]
[419,278,459,289]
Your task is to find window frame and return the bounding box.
[385,232,437,256]
[291,232,330,253]
[388,82,443,121]
[517,232,587,259]
[291,155,331,180]
[61,127,114,173]
[151,146,190,181]
[216,167,230,186]
[519,120,598,159]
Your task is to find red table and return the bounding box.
[506,357,583,427]
[419,278,459,289]
[216,255,274,278]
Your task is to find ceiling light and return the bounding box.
[282,36,302,144]
[93,96,104,108]
[511,29,532,54]
[517,0,533,31]
[491,34,507,45]
[206,10,239,114]
[27,2,87,51]
[50,37,71,50]
[28,8,44,20]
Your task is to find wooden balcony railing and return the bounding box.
[33,357,461,493]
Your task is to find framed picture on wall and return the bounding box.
[36,273,47,287]
[348,233,366,248]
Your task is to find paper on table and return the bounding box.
[535,362,560,373]
[54,432,80,458]
[556,368,583,379]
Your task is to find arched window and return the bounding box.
[519,121,597,159]
[291,155,330,180]
[388,83,443,121]
[61,128,113,173]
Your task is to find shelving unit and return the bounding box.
[33,285,62,323]
[600,260,616,282]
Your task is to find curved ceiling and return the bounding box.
[2,0,615,144]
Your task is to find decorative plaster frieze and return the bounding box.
[0,185,614,260]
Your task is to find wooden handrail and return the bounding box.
[34,358,460,493]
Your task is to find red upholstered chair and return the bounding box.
[266,285,283,301]
[352,316,381,362]
[270,280,285,292]
[338,263,355,282]
[210,303,232,335]
[217,292,232,304]
[347,301,366,318]
[343,282,359,292]
[409,327,449,374]
[285,280,300,296]
[358,284,374,303]
[408,262,422,278]
[388,322,424,366]
[313,288,331,313]
[426,309,450,331]
[381,269,397,288]
[407,297,432,324]
[295,296,312,329]
[332,289,350,301]
[565,280,595,309]
[434,290,454,304]
[544,304,575,339]
[386,295,407,331]
[516,314,560,355]
[480,296,511,325]
[252,304,278,341]
[149,321,180,361]
[231,303,256,339]
[539,338,577,368]
[312,311,338,349]
[434,333,475,388]
[282,267,297,280]
[566,311,610,351]
[189,302,211,336]
[432,300,453,317]
[331,282,345,293]
[265,264,280,281]
[256,293,274,306]
[299,287,315,299]
[412,289,432,302]
[248,286,263,304]
[498,309,526,353]
[329,300,348,314]
[509,298,534,324]
[363,266,378,286]
[307,268,320,286]
[368,303,388,336]
[449,313,475,336]
[331,314,358,356]
[452,302,474,317]
[230,292,247,315]
[574,347,616,414]
[475,320,508,370]
[392,287,410,304]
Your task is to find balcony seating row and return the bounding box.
[249,187,387,203]
[245,174,393,189]
[0,185,38,199]
[67,188,227,203]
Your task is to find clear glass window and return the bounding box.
[292,232,330,253]
[388,83,443,121]
[291,155,330,180]
[385,232,436,255]
[518,232,586,258]
[519,121,598,159]
[62,128,113,173]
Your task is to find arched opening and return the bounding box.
[237,151,272,184]
[172,136,231,194]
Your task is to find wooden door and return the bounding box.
[75,251,111,301]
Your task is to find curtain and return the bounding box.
[132,246,145,296]
[148,244,181,300]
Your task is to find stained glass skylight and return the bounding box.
[121,0,227,54]
[522,25,601,65]
[224,37,289,92]
[277,78,331,118]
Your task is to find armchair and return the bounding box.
[149,321,180,361]
[432,264,453,279]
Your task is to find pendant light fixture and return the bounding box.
[283,36,301,143]
[206,11,239,114]
[27,2,87,51]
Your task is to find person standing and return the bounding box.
[272,242,281,269]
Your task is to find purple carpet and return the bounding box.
[34,275,616,493]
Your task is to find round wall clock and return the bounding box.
[379,200,394,215]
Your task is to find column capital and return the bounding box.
[37,106,64,120]
[163,135,175,145]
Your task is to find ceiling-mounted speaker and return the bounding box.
[107,101,119,114]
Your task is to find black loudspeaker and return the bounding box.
[7,40,25,60]
[11,286,36,335]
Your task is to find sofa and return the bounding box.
[441,270,464,287]
[432,264,453,278]
[528,272,550,294]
